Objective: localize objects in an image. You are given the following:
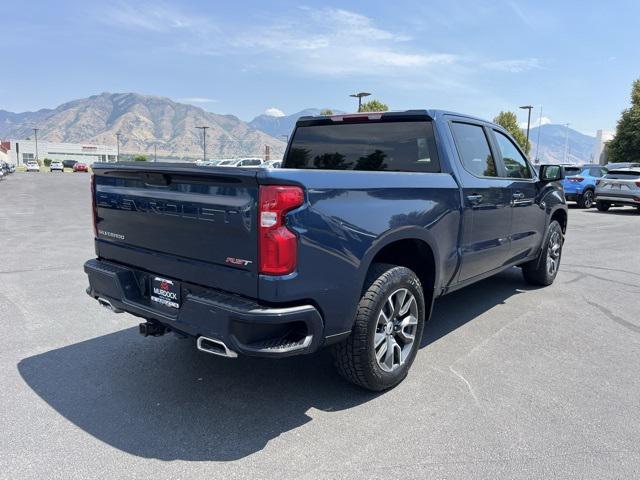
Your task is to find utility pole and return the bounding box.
[534,105,543,164]
[116,132,122,162]
[33,128,39,162]
[563,123,571,163]
[519,105,533,150]
[349,92,371,112]
[196,126,209,163]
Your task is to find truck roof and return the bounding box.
[296,109,496,127]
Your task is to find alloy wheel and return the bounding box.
[583,190,594,208]
[374,288,418,373]
[546,230,562,276]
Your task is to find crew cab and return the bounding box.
[84,110,567,391]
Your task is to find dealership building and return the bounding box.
[4,139,117,165]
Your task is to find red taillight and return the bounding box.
[258,185,304,275]
[635,181,640,188]
[91,174,97,237]
[568,177,584,183]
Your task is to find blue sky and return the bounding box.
[1,0,638,134]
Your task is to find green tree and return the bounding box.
[133,154,148,162]
[43,158,52,167]
[360,99,388,112]
[493,111,530,154]
[607,79,640,163]
[320,108,334,115]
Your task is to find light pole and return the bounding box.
[534,105,543,164]
[349,92,371,112]
[33,128,39,162]
[196,126,209,163]
[116,132,122,162]
[563,123,571,163]
[154,145,157,162]
[519,105,533,149]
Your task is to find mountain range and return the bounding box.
[529,124,597,164]
[0,93,285,158]
[0,93,598,164]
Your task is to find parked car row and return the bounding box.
[23,159,90,173]
[196,157,282,168]
[557,162,640,213]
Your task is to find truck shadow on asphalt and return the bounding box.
[18,268,533,462]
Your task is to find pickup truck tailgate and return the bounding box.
[93,164,259,296]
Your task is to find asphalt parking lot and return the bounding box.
[1,173,639,479]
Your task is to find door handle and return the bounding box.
[512,192,525,200]
[466,194,483,205]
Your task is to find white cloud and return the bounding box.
[178,97,218,104]
[97,2,544,96]
[264,107,285,117]
[520,116,551,129]
[222,7,459,76]
[102,2,206,32]
[484,58,541,73]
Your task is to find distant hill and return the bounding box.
[0,93,285,158]
[530,124,596,164]
[249,108,344,139]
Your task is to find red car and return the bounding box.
[73,162,89,172]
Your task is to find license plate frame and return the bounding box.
[150,276,181,310]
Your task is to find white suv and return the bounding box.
[26,161,40,172]
[50,160,64,172]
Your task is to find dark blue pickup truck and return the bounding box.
[85,110,567,390]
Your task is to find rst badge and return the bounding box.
[225,257,253,267]
[150,277,180,310]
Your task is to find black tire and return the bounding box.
[522,220,563,286]
[596,201,610,212]
[576,189,594,208]
[333,263,426,391]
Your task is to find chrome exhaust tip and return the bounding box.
[97,297,123,313]
[196,336,238,358]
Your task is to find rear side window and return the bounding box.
[284,121,439,172]
[604,170,640,179]
[493,130,532,179]
[242,159,261,166]
[564,167,581,176]
[450,122,497,177]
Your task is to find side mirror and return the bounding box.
[539,165,564,182]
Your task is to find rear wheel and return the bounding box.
[596,201,610,212]
[577,189,594,208]
[522,220,563,286]
[333,263,425,391]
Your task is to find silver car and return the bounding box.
[595,168,640,212]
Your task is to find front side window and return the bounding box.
[284,121,439,172]
[450,122,497,177]
[493,130,532,179]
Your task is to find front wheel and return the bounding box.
[522,220,563,286]
[596,201,610,212]
[333,263,426,391]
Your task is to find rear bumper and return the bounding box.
[595,194,640,206]
[84,258,325,358]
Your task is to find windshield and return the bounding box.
[218,160,235,165]
[284,120,439,172]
